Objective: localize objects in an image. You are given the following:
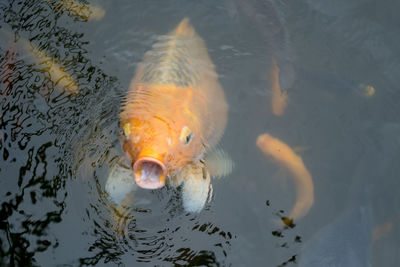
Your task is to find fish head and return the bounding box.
[121,112,204,190]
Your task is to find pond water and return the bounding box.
[1,0,399,266]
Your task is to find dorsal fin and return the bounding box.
[173,18,195,36]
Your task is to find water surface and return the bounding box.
[1,0,399,266]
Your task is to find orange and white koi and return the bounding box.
[120,18,229,210]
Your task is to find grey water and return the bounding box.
[1,0,399,266]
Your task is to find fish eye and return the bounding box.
[185,132,193,143]
[180,126,194,145]
[123,123,131,136]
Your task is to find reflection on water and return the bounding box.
[0,0,118,265]
[1,0,400,266]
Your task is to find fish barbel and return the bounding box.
[120,18,228,190]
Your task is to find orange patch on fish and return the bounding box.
[256,133,314,221]
[269,57,288,116]
[121,18,228,190]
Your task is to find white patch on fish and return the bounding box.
[166,137,172,146]
[181,170,211,213]
[133,135,140,143]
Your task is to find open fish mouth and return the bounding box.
[133,157,166,189]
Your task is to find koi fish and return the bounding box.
[269,57,288,116]
[226,0,295,116]
[1,29,79,95]
[256,133,314,222]
[119,18,230,211]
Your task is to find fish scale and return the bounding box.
[141,36,200,88]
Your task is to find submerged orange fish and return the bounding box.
[256,133,314,221]
[120,18,228,190]
[269,57,288,116]
[1,29,79,95]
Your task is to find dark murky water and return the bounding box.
[1,0,399,266]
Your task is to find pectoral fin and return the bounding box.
[181,162,211,213]
[204,148,234,178]
[105,160,137,234]
[105,160,137,205]
[174,149,232,213]
[293,146,310,154]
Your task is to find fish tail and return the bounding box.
[174,18,195,36]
